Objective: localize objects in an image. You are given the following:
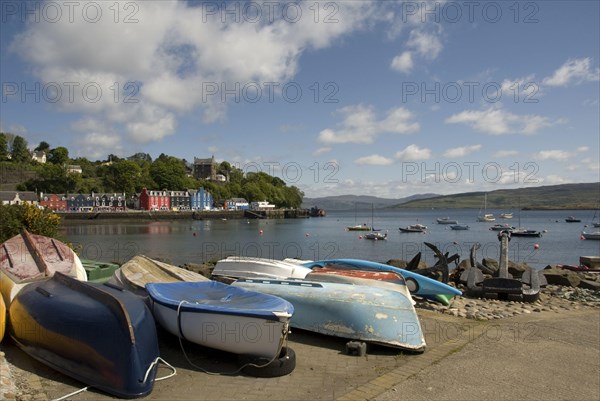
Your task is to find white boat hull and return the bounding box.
[213,257,312,279]
[150,299,289,358]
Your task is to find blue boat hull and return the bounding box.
[232,279,426,351]
[301,259,461,305]
[9,273,160,399]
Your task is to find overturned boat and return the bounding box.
[213,256,312,279]
[146,280,294,359]
[301,259,462,306]
[232,278,426,352]
[9,272,161,398]
[1,229,87,306]
[110,255,208,296]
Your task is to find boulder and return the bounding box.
[578,279,600,291]
[482,258,499,272]
[181,262,214,278]
[386,259,428,270]
[542,267,581,287]
[508,261,529,278]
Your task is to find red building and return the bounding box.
[39,193,67,211]
[139,188,170,211]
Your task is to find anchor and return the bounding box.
[461,230,547,302]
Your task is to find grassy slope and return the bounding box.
[394,183,600,209]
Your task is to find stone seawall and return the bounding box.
[58,209,309,221]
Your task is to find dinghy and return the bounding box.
[213,256,312,279]
[110,255,208,296]
[0,295,5,342]
[0,229,87,306]
[232,278,426,351]
[301,259,462,305]
[146,281,294,359]
[9,272,161,398]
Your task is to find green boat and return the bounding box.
[81,259,120,283]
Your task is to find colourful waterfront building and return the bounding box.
[189,187,213,210]
[139,188,170,211]
[39,193,68,211]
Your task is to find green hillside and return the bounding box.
[394,183,600,209]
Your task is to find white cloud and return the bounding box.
[543,58,600,87]
[445,107,560,135]
[500,74,540,99]
[313,147,332,156]
[72,118,122,159]
[318,105,419,144]
[577,146,590,152]
[494,150,519,158]
[394,144,431,161]
[407,30,442,60]
[541,175,568,185]
[443,144,482,158]
[533,150,574,161]
[207,146,218,153]
[9,1,381,155]
[354,154,394,166]
[390,51,413,73]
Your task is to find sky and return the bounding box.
[1,0,598,198]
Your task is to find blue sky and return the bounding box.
[1,1,598,198]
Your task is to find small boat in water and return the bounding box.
[510,228,542,237]
[490,224,516,231]
[581,231,600,240]
[565,216,581,223]
[436,217,457,224]
[1,229,87,306]
[500,213,513,219]
[399,224,427,233]
[364,231,388,240]
[232,278,426,351]
[9,272,161,398]
[450,224,470,230]
[146,281,294,359]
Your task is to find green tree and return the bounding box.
[10,135,30,163]
[48,146,70,165]
[106,160,142,194]
[150,155,188,189]
[35,141,50,152]
[0,203,62,243]
[0,133,8,161]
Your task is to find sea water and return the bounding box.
[60,209,600,269]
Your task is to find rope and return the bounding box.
[51,386,88,401]
[175,300,289,375]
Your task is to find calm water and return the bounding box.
[60,209,600,269]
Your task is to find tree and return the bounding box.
[10,135,30,163]
[150,155,188,190]
[0,133,8,161]
[107,160,142,194]
[0,203,62,243]
[35,141,50,152]
[47,147,69,165]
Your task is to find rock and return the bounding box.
[508,261,529,278]
[482,258,498,272]
[385,259,408,269]
[542,268,581,287]
[181,263,214,278]
[578,279,600,291]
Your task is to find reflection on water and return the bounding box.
[60,209,600,268]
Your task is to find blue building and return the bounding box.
[189,187,213,210]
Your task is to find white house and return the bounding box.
[251,201,275,210]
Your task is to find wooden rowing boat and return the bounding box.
[9,272,160,398]
[110,255,208,296]
[0,229,86,306]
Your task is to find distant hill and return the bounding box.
[394,183,600,209]
[302,193,439,211]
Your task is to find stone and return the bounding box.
[508,261,529,278]
[482,258,499,272]
[542,268,581,287]
[578,279,600,291]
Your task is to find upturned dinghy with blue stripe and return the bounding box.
[301,259,461,305]
[9,272,161,399]
[146,281,294,359]
[232,278,426,351]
